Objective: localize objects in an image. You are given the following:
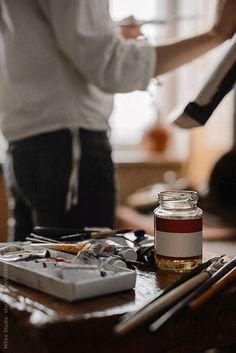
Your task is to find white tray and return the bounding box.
[0,248,136,302]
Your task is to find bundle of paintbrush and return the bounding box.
[149,255,236,332]
[27,226,147,245]
[114,256,236,335]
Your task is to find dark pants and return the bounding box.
[5,129,116,241]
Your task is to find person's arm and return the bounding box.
[154,0,236,75]
[47,0,235,93]
[48,0,156,94]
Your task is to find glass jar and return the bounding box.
[154,190,203,273]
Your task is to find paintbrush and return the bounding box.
[60,229,137,242]
[113,256,223,335]
[26,237,53,244]
[117,15,199,27]
[26,233,61,243]
[149,256,236,333]
[30,242,91,255]
[188,266,236,310]
[33,226,132,242]
[33,226,94,237]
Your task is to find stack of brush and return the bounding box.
[113,255,236,335]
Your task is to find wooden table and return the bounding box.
[0,255,236,353]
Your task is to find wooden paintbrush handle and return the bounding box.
[189,267,236,310]
[114,271,209,335]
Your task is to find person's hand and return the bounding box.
[212,0,236,43]
[118,16,143,40]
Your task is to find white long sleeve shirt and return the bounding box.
[0,0,156,142]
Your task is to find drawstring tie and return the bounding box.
[66,129,81,211]
[0,0,14,85]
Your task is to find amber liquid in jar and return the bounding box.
[154,191,203,273]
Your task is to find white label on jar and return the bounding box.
[155,230,202,258]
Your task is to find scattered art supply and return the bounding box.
[0,236,137,301]
[0,244,50,262]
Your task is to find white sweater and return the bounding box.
[0,0,156,142]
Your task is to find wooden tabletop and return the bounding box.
[0,254,236,353]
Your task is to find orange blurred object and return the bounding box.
[141,122,170,152]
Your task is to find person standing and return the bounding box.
[0,0,235,241]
